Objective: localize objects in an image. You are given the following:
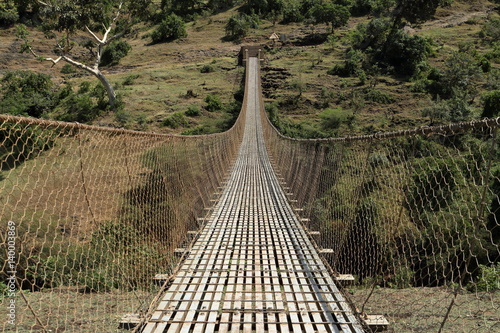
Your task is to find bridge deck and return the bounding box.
[142,57,364,333]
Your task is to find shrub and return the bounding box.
[480,17,500,42]
[0,124,57,171]
[368,152,389,168]
[122,74,139,86]
[382,31,433,76]
[441,50,483,98]
[60,64,76,74]
[57,94,101,123]
[162,112,188,128]
[389,266,415,289]
[363,88,395,104]
[468,263,500,292]
[328,49,365,78]
[0,71,57,117]
[151,14,187,44]
[485,42,500,63]
[185,105,201,117]
[422,96,475,123]
[350,0,372,16]
[200,64,215,73]
[406,156,461,217]
[348,18,432,76]
[482,90,500,118]
[115,109,131,126]
[204,94,223,112]
[100,40,132,66]
[486,69,500,91]
[319,107,354,130]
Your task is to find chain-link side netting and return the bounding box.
[262,95,500,332]
[0,106,245,332]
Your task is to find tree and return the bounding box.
[267,0,285,25]
[225,13,259,40]
[0,1,19,27]
[310,2,350,34]
[208,0,238,12]
[282,0,304,23]
[393,0,448,26]
[17,0,152,108]
[482,91,500,118]
[169,0,204,17]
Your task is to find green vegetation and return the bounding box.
[0,71,57,118]
[225,13,260,40]
[162,111,189,128]
[3,0,496,137]
[14,0,152,108]
[0,71,114,123]
[185,104,201,116]
[204,93,224,112]
[100,41,132,67]
[482,90,500,118]
[1,4,499,325]
[200,64,215,73]
[0,1,19,27]
[309,1,350,34]
[8,221,171,292]
[151,13,187,44]
[468,263,500,292]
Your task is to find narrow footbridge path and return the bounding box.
[142,57,364,333]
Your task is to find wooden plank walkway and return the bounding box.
[141,57,365,333]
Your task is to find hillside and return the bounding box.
[0,0,499,137]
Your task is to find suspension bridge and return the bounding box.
[0,47,498,333]
[140,53,366,333]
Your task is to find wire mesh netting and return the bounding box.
[0,112,245,332]
[1,55,499,333]
[262,101,500,332]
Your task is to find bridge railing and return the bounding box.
[0,72,248,331]
[261,71,500,332]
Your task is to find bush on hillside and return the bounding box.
[480,17,500,42]
[100,40,132,66]
[185,105,201,117]
[0,71,57,118]
[204,94,223,112]
[482,90,500,118]
[319,107,355,130]
[151,13,187,44]
[162,112,189,128]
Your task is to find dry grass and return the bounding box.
[351,286,500,332]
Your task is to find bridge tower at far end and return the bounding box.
[238,45,265,66]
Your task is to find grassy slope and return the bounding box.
[0,1,498,136]
[262,0,499,138]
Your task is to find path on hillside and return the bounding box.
[141,57,364,333]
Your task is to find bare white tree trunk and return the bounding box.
[28,1,124,108]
